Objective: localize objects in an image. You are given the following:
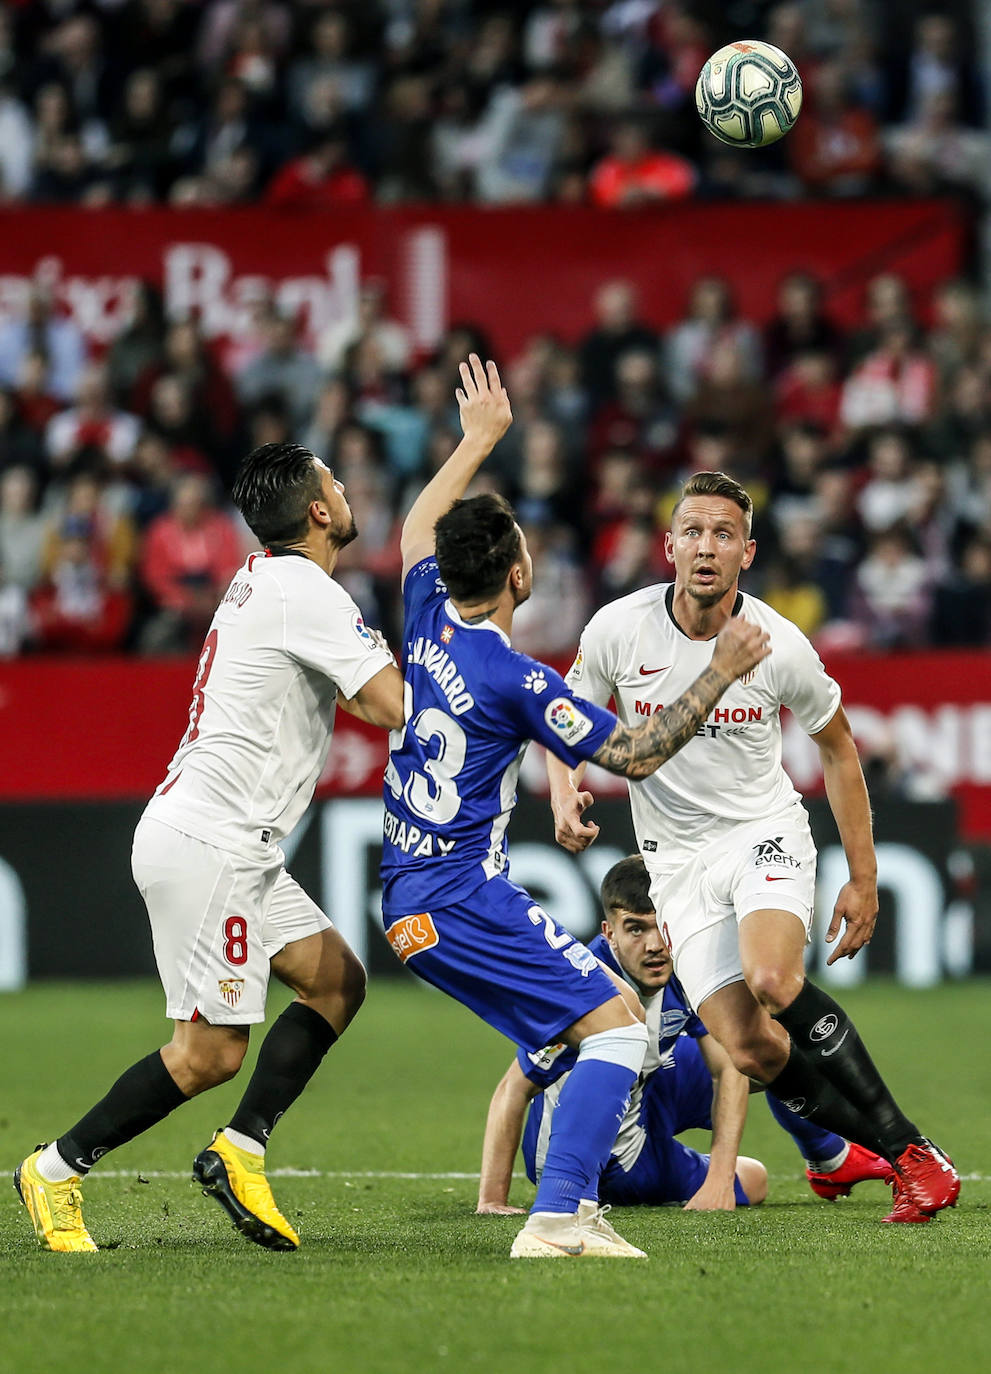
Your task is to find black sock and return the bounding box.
[227,1002,338,1147]
[774,979,920,1159]
[57,1051,188,1173]
[767,1043,889,1159]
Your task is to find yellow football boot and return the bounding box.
[192,1130,299,1251]
[14,1148,98,1253]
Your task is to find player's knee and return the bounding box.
[179,1036,247,1091]
[337,948,367,1016]
[737,1157,768,1205]
[746,965,804,1017]
[722,1026,782,1082]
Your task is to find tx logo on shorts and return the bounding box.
[385,913,439,963]
[752,837,801,870]
[218,978,245,1009]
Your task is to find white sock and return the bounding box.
[807,1143,850,1174]
[36,1143,79,1182]
[223,1127,266,1156]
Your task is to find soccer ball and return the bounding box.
[695,40,803,148]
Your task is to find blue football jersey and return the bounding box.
[380,558,616,915]
[517,932,707,1089]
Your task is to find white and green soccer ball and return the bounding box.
[695,40,803,148]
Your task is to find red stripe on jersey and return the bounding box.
[190,1007,200,1022]
[159,769,183,796]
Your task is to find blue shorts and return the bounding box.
[382,874,618,1052]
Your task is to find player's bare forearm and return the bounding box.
[547,753,598,852]
[591,618,770,780]
[813,708,878,961]
[477,1063,534,1214]
[401,355,512,576]
[685,1036,748,1210]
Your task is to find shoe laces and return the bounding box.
[50,1181,86,1232]
[582,1204,620,1239]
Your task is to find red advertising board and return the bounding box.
[0,651,988,838]
[0,201,967,360]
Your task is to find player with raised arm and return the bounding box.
[381,358,770,1260]
[476,857,892,1217]
[15,443,404,1253]
[547,470,959,1225]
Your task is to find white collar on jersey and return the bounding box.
[444,599,511,646]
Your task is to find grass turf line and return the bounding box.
[0,979,989,1374]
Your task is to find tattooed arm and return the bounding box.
[591,618,771,780]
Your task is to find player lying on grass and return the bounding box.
[380,355,770,1259]
[477,856,892,1215]
[15,443,404,1253]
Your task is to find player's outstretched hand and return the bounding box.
[710,617,771,682]
[825,877,878,964]
[476,1202,527,1215]
[551,785,600,854]
[682,1178,738,1212]
[456,354,513,452]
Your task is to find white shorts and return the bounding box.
[647,812,817,1013]
[131,817,332,1025]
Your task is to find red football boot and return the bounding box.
[882,1178,932,1224]
[806,1142,895,1201]
[892,1139,960,1215]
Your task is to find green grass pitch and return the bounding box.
[1,978,989,1374]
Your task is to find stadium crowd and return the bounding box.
[0,263,990,658]
[0,1,985,209]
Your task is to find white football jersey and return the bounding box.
[566,583,840,860]
[144,550,394,858]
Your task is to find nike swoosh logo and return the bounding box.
[639,665,670,676]
[821,1029,849,1058]
[765,875,790,882]
[535,1237,586,1255]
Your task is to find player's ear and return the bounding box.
[741,537,756,570]
[309,498,331,527]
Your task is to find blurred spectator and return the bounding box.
[885,92,989,197]
[665,277,762,404]
[900,12,983,126]
[589,120,695,207]
[105,68,178,202]
[475,72,569,204]
[105,282,167,408]
[0,286,86,402]
[930,535,991,646]
[0,556,29,656]
[928,280,983,383]
[139,474,244,652]
[236,309,321,429]
[588,348,678,470]
[579,281,657,406]
[287,10,375,123]
[318,280,411,379]
[40,472,137,590]
[144,373,216,476]
[852,525,932,648]
[30,511,132,653]
[764,273,842,379]
[762,552,828,640]
[846,273,915,365]
[774,352,842,438]
[788,59,881,196]
[683,338,775,477]
[46,365,141,471]
[264,127,369,208]
[840,322,937,431]
[0,465,45,591]
[13,349,60,439]
[856,428,918,532]
[0,74,33,200]
[510,523,590,657]
[0,386,44,471]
